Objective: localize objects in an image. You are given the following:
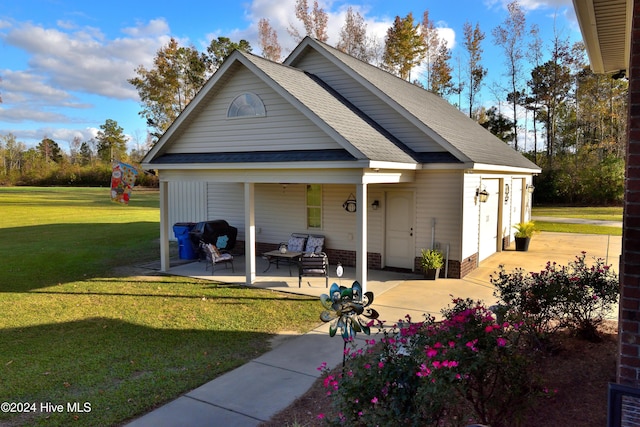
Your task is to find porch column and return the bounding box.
[244,182,256,284]
[159,180,170,272]
[356,183,368,293]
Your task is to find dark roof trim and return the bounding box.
[149,149,356,164]
[413,152,462,164]
[303,71,421,161]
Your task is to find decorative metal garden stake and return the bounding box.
[320,281,379,367]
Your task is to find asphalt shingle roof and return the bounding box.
[240,52,418,164]
[307,40,540,171]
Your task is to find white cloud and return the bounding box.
[1,19,169,103]
[485,0,572,11]
[0,106,75,124]
[122,18,170,37]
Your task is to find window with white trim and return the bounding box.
[306,184,322,229]
[227,92,266,118]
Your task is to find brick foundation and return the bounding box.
[251,241,478,279]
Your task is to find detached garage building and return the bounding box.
[142,37,541,291]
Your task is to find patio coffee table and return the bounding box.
[263,250,302,276]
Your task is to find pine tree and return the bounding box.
[383,13,425,81]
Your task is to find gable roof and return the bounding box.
[286,38,540,172]
[143,37,539,173]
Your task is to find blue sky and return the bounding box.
[0,0,581,152]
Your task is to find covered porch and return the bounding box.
[155,166,418,295]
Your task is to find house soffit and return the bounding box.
[573,0,631,74]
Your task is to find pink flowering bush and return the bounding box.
[491,252,618,343]
[415,298,533,426]
[319,299,534,426]
[562,252,619,340]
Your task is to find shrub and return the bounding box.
[562,252,619,340]
[490,263,568,343]
[320,299,535,426]
[491,252,619,343]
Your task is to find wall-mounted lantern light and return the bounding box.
[526,184,535,194]
[371,200,380,210]
[343,193,357,212]
[476,188,489,203]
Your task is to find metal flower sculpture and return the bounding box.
[320,281,379,342]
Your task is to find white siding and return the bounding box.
[201,182,383,254]
[294,50,445,153]
[206,182,245,239]
[255,184,307,244]
[167,65,342,154]
[167,181,208,240]
[413,171,464,260]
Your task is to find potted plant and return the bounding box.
[513,221,536,251]
[421,248,444,280]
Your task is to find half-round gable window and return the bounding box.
[227,92,266,118]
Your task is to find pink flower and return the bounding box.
[378,361,385,369]
[317,413,325,419]
[371,397,379,404]
[426,348,438,358]
[497,337,507,347]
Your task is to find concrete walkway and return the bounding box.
[125,231,621,427]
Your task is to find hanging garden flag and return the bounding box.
[110,162,138,205]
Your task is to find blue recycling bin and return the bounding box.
[173,222,197,260]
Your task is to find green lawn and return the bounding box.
[531,206,623,236]
[532,206,622,221]
[0,187,321,426]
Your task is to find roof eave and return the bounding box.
[572,0,632,74]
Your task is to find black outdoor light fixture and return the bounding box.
[371,200,380,210]
[526,184,535,194]
[343,193,357,212]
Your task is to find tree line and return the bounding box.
[0,119,157,187]
[1,0,627,204]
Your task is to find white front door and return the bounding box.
[478,179,500,262]
[384,191,415,269]
[512,178,524,227]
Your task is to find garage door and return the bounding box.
[478,179,500,262]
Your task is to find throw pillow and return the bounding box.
[305,236,324,253]
[216,235,229,249]
[288,236,306,252]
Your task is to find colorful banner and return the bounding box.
[110,162,138,204]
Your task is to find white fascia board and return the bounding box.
[466,163,542,174]
[363,170,416,184]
